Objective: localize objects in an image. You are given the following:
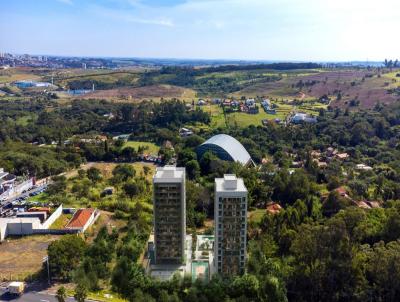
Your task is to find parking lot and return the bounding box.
[0,185,48,217]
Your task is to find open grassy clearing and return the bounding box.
[55,70,140,87]
[49,213,72,229]
[75,84,197,102]
[248,209,266,224]
[0,234,60,279]
[123,141,160,154]
[0,68,43,84]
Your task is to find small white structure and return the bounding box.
[291,112,317,124]
[0,205,63,241]
[179,127,194,137]
[197,99,207,106]
[245,98,256,107]
[356,164,373,171]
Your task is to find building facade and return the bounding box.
[153,166,186,264]
[214,174,247,275]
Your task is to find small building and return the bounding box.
[355,201,371,209]
[13,80,52,88]
[65,208,99,232]
[222,99,231,107]
[317,161,328,169]
[245,99,256,107]
[0,168,16,199]
[28,207,51,215]
[266,202,282,215]
[335,187,349,198]
[197,99,207,106]
[179,127,194,137]
[311,150,322,158]
[291,161,303,168]
[291,113,317,124]
[356,164,373,171]
[335,153,349,160]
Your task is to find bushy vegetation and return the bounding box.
[3,66,400,301]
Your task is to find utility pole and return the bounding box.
[43,256,50,285]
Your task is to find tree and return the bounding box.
[143,165,151,176]
[47,235,87,281]
[86,167,102,184]
[123,182,140,200]
[47,175,67,195]
[74,283,88,302]
[122,146,137,162]
[56,286,67,302]
[186,159,200,180]
[231,274,260,298]
[112,164,135,182]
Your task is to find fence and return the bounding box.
[41,204,63,229]
[33,228,78,235]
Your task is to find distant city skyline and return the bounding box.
[1,0,399,61]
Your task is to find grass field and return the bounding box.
[0,70,42,84]
[123,141,160,154]
[248,209,266,224]
[205,104,291,128]
[73,161,156,181]
[76,84,197,102]
[49,214,72,229]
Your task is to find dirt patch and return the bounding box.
[77,84,196,101]
[234,70,400,109]
[0,235,60,280]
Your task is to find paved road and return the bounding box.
[0,287,75,302]
[0,185,48,212]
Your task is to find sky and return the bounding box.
[0,0,399,61]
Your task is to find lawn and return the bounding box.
[66,289,128,302]
[123,141,159,155]
[248,209,266,224]
[49,214,72,229]
[15,113,37,126]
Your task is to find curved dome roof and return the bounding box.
[196,134,252,166]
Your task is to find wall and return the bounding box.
[6,218,41,236]
[41,204,63,229]
[0,205,63,241]
[82,209,100,232]
[0,223,7,241]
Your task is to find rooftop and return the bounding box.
[153,166,185,183]
[197,134,252,166]
[215,174,247,193]
[65,208,94,229]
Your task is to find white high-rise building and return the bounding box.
[214,174,247,275]
[153,166,186,264]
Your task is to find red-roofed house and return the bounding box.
[266,202,282,215]
[65,208,99,232]
[335,187,349,198]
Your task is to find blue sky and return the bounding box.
[0,0,399,61]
